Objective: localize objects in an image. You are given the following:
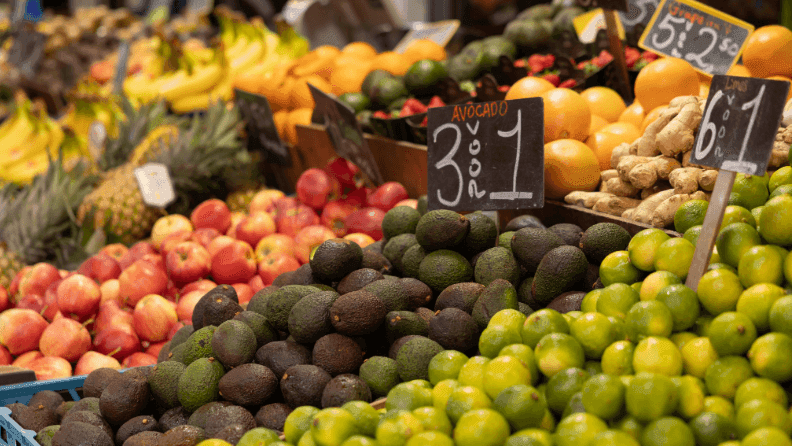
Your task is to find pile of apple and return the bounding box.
[0,157,413,383]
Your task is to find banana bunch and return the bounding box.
[232,19,310,91]
[60,96,123,141]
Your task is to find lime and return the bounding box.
[534,333,585,378]
[736,283,786,332]
[564,311,583,322]
[376,411,424,446]
[404,59,448,94]
[196,441,232,446]
[630,282,642,293]
[385,382,433,411]
[520,309,570,349]
[600,251,641,285]
[483,355,531,399]
[554,413,608,446]
[716,222,762,268]
[236,428,280,446]
[499,344,539,385]
[721,205,757,229]
[601,340,635,376]
[597,283,640,320]
[769,183,792,199]
[569,312,616,359]
[709,246,722,264]
[706,262,736,273]
[632,336,683,376]
[339,436,377,446]
[683,225,703,246]
[696,268,744,315]
[696,315,713,337]
[704,356,754,399]
[284,407,321,444]
[404,431,453,446]
[670,332,698,349]
[311,408,359,446]
[588,430,640,446]
[732,173,769,210]
[341,401,379,437]
[641,416,695,446]
[703,396,735,420]
[624,301,674,342]
[412,406,452,435]
[735,398,792,437]
[747,332,792,383]
[688,412,738,446]
[654,284,700,332]
[432,379,459,411]
[707,311,757,356]
[584,360,603,376]
[653,238,695,279]
[580,374,625,420]
[507,429,553,446]
[672,375,706,420]
[479,324,523,358]
[489,309,528,332]
[538,409,555,431]
[625,372,679,422]
[457,356,490,390]
[734,378,789,409]
[607,316,627,341]
[752,206,764,232]
[769,296,792,337]
[612,415,643,441]
[452,409,511,446]
[492,384,547,431]
[738,245,784,287]
[580,289,601,313]
[742,427,792,446]
[544,367,590,415]
[628,229,671,272]
[428,350,468,385]
[674,200,709,234]
[680,337,719,379]
[639,271,681,301]
[362,70,394,98]
[445,385,491,424]
[769,166,792,192]
[783,251,792,285]
[758,195,792,246]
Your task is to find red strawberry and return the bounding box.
[400,104,415,117]
[542,54,556,70]
[372,110,390,119]
[498,85,510,93]
[625,47,641,68]
[559,79,577,88]
[421,116,428,127]
[542,74,561,87]
[404,98,428,114]
[642,51,658,62]
[428,96,446,108]
[514,59,526,68]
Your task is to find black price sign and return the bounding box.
[576,0,629,12]
[234,89,292,166]
[638,0,754,76]
[308,84,384,185]
[619,0,659,30]
[427,98,544,212]
[7,28,46,78]
[689,75,789,176]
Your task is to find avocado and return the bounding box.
[428,308,480,352]
[382,206,421,240]
[404,59,448,96]
[329,290,387,336]
[579,223,631,264]
[255,341,312,379]
[11,403,57,433]
[447,43,484,82]
[498,231,515,252]
[505,215,545,232]
[548,223,583,246]
[218,363,277,407]
[28,391,64,414]
[176,357,225,412]
[395,336,444,382]
[148,361,185,409]
[211,425,246,443]
[187,401,233,429]
[122,367,152,381]
[321,375,372,408]
[233,311,279,348]
[418,250,474,293]
[337,269,384,295]
[474,247,521,287]
[338,92,371,114]
[181,326,217,366]
[288,291,340,344]
[255,403,292,431]
[121,431,162,446]
[363,240,384,255]
[417,196,428,215]
[192,285,238,330]
[246,286,280,316]
[312,333,364,377]
[51,421,112,446]
[157,342,172,363]
[36,425,59,446]
[504,19,551,49]
[211,320,257,368]
[511,228,565,274]
[479,36,517,71]
[56,402,75,419]
[531,245,589,308]
[116,415,158,446]
[382,234,418,273]
[385,311,429,344]
[358,356,400,398]
[400,244,427,279]
[264,285,318,332]
[158,425,204,446]
[167,343,187,364]
[158,407,191,432]
[280,365,332,408]
[60,410,112,440]
[83,369,122,400]
[518,277,535,305]
[99,373,150,426]
[472,279,519,329]
[546,291,586,313]
[434,282,485,313]
[169,325,195,349]
[204,406,255,438]
[415,307,435,325]
[460,211,498,257]
[201,295,243,328]
[370,76,408,108]
[361,250,392,275]
[68,397,100,417]
[389,335,421,360]
[415,210,470,251]
[274,264,322,287]
[399,278,433,310]
[363,279,409,313]
[361,69,394,98]
[552,6,585,35]
[310,239,363,282]
[517,3,557,20]
[518,302,534,316]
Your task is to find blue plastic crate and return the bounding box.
[0,407,37,446]
[0,375,85,407]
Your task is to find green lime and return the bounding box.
[236,428,280,446]
[580,374,625,420]
[742,427,792,446]
[732,173,769,210]
[632,336,682,376]
[341,401,379,437]
[492,384,547,431]
[734,377,789,409]
[580,289,601,313]
[683,225,703,246]
[672,375,706,420]
[284,407,321,444]
[716,222,762,268]
[736,283,786,332]
[534,333,585,378]
[704,355,754,399]
[588,430,640,446]
[539,409,555,431]
[670,332,698,349]
[707,311,757,356]
[457,356,490,390]
[483,355,531,399]
[769,183,792,199]
[721,205,757,229]
[703,396,735,420]
[311,408,359,446]
[696,268,744,315]
[758,195,792,246]
[706,262,736,273]
[338,93,371,114]
[783,250,792,285]
[600,251,641,285]
[564,311,583,322]
[499,344,539,385]
[507,429,553,446]
[376,411,424,446]
[385,382,433,411]
[680,337,719,379]
[412,406,452,435]
[769,295,792,337]
[432,379,460,411]
[688,412,738,446]
[630,282,642,294]
[696,315,714,337]
[520,309,569,349]
[362,70,394,98]
[445,385,491,424]
[639,271,681,301]
[653,238,694,279]
[569,312,617,360]
[655,284,700,332]
[370,76,408,108]
[752,206,764,232]
[747,332,792,383]
[641,417,695,446]
[738,245,784,287]
[769,166,792,192]
[480,324,522,358]
[628,229,671,272]
[452,409,511,446]
[428,350,469,385]
[613,415,643,440]
[489,309,528,332]
[674,200,709,234]
[624,300,674,342]
[735,398,792,437]
[339,436,377,446]
[553,413,608,446]
[404,431,453,446]
[607,316,627,341]
[597,283,640,320]
[584,360,603,376]
[544,367,590,415]
[404,59,448,94]
[601,340,634,376]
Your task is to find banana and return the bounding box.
[0,121,51,170]
[0,115,21,142]
[160,62,225,103]
[0,110,36,160]
[229,39,265,77]
[1,143,81,185]
[170,75,233,114]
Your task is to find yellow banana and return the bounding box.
[170,75,233,114]
[0,121,51,170]
[0,110,36,160]
[229,39,265,77]
[0,115,21,142]
[2,144,81,185]
[225,35,253,61]
[161,63,224,102]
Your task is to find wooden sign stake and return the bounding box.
[684,170,735,291]
[603,9,633,102]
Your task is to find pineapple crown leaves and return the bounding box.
[99,96,173,171]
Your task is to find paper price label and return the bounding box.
[394,20,460,54]
[134,163,176,208]
[88,121,107,164]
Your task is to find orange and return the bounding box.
[544,139,601,199]
[505,76,555,100]
[618,101,645,128]
[580,87,626,123]
[699,83,710,98]
[284,108,313,147]
[541,88,592,142]
[634,58,699,112]
[697,71,713,86]
[291,46,341,80]
[329,61,374,96]
[742,25,792,78]
[264,75,296,112]
[640,105,668,133]
[273,110,289,142]
[370,51,412,76]
[586,130,633,171]
[289,75,332,110]
[766,75,792,101]
[726,64,753,77]
[342,41,377,58]
[402,39,447,64]
[600,122,641,143]
[590,115,609,134]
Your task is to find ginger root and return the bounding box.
[617,156,652,183]
[669,167,701,194]
[697,170,718,192]
[610,143,632,169]
[624,189,675,224]
[606,177,640,198]
[593,196,642,216]
[601,169,619,182]
[565,191,615,208]
[641,181,672,199]
[651,193,693,228]
[656,97,703,157]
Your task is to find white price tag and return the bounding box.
[88,121,107,163]
[134,163,176,208]
[394,20,460,54]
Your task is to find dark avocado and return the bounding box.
[201,295,243,329]
[13,403,59,433]
[399,278,433,310]
[211,320,258,368]
[312,333,364,377]
[287,291,340,344]
[280,365,332,408]
[246,286,281,316]
[187,401,233,430]
[121,431,162,446]
[69,397,101,417]
[361,250,392,274]
[385,311,428,344]
[505,214,546,231]
[254,403,292,431]
[157,407,191,432]
[255,341,312,379]
[434,282,485,314]
[211,425,246,444]
[428,308,480,352]
[169,325,195,348]
[329,290,387,336]
[116,415,158,446]
[218,364,278,407]
[337,269,384,295]
[233,311,279,348]
[548,223,583,246]
[388,335,422,360]
[99,374,150,426]
[27,390,64,414]
[204,406,255,437]
[310,239,364,282]
[546,291,586,313]
[158,425,204,446]
[192,285,238,330]
[321,374,372,408]
[51,422,112,446]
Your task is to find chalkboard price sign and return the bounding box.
[427,98,544,212]
[689,75,789,176]
[638,0,754,76]
[234,89,292,166]
[619,0,659,41]
[576,0,628,12]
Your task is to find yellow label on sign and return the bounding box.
[573,8,626,44]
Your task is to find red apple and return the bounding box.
[29,356,72,380]
[100,243,128,262]
[0,309,49,355]
[191,227,221,248]
[276,205,320,237]
[321,200,357,237]
[181,279,216,296]
[93,325,141,361]
[41,280,61,321]
[16,294,45,313]
[325,157,363,189]
[249,189,286,215]
[94,301,134,334]
[58,270,71,279]
[345,207,385,240]
[255,234,296,262]
[146,341,168,358]
[133,294,178,342]
[159,231,193,259]
[39,318,91,362]
[226,212,247,238]
[151,215,194,250]
[270,197,299,221]
[12,351,43,369]
[74,351,121,375]
[18,263,61,300]
[248,275,265,293]
[296,168,340,210]
[8,266,31,300]
[176,290,203,322]
[118,259,169,307]
[191,199,232,234]
[395,199,418,209]
[207,235,237,258]
[0,285,8,314]
[139,253,166,272]
[344,232,376,248]
[0,345,11,365]
[57,274,101,320]
[99,279,122,305]
[293,225,336,264]
[118,242,157,270]
[235,212,277,248]
[340,187,369,208]
[258,253,301,285]
[367,182,409,211]
[211,241,257,284]
[77,254,122,284]
[122,352,158,368]
[231,283,254,305]
[163,280,181,302]
[166,241,211,285]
